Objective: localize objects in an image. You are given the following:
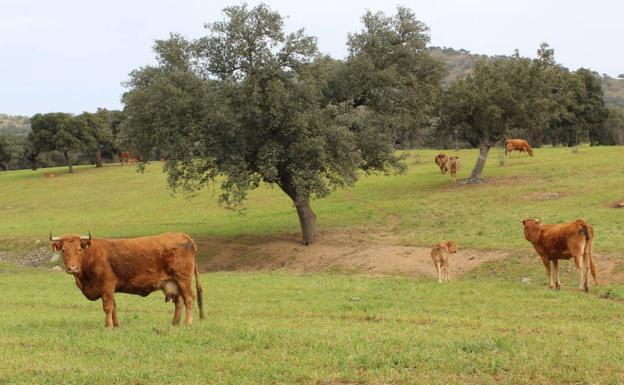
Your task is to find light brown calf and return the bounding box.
[431,241,458,283]
[448,156,460,181]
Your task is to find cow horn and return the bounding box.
[80,232,91,241]
[49,232,61,241]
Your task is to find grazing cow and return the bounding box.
[521,219,596,291]
[44,172,56,179]
[50,232,204,327]
[119,151,141,165]
[431,241,458,283]
[434,153,449,174]
[505,139,534,157]
[448,156,460,181]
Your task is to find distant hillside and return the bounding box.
[0,114,30,136]
[429,46,624,109]
[602,76,624,109]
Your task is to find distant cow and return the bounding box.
[44,172,56,179]
[434,153,449,174]
[50,232,204,327]
[431,241,458,283]
[448,156,460,181]
[505,139,533,157]
[521,219,596,291]
[119,151,141,165]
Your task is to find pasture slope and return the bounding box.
[1,145,624,385]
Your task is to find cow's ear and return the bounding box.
[51,241,61,252]
[80,239,91,249]
[536,218,541,224]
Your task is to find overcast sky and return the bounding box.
[1,0,622,116]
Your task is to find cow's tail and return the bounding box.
[504,139,510,156]
[580,222,597,285]
[187,236,205,320]
[194,262,205,320]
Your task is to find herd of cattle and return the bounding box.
[47,138,595,328]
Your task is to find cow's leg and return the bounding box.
[172,296,183,326]
[582,251,590,292]
[436,263,442,283]
[552,259,561,289]
[102,293,116,328]
[177,280,195,325]
[574,254,587,291]
[541,258,553,289]
[112,303,120,327]
[444,263,450,282]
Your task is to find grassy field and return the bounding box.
[1,263,624,385]
[1,145,623,251]
[2,145,624,385]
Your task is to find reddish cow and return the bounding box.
[119,151,141,165]
[505,139,534,157]
[50,232,204,327]
[521,219,596,291]
[434,153,449,174]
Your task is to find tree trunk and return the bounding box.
[64,151,74,174]
[278,181,318,245]
[467,143,490,184]
[95,149,103,168]
[294,198,317,245]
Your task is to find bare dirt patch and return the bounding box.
[196,228,511,279]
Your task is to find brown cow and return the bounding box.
[505,139,534,157]
[50,232,204,327]
[521,219,596,291]
[431,241,458,283]
[434,153,449,174]
[119,151,141,165]
[44,172,56,179]
[448,156,460,181]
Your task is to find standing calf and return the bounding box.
[521,219,596,291]
[431,241,458,283]
[447,156,460,182]
[50,232,204,327]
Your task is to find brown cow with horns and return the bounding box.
[50,232,204,327]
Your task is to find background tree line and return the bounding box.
[0,109,124,172]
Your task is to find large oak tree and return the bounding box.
[123,4,441,244]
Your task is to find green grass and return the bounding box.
[1,265,624,385]
[2,146,624,384]
[1,145,623,251]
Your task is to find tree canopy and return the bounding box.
[123,4,442,244]
[29,112,82,173]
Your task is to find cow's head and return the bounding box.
[520,219,541,241]
[50,233,92,275]
[445,241,458,254]
[527,148,534,156]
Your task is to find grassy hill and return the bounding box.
[1,146,623,251]
[2,145,624,384]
